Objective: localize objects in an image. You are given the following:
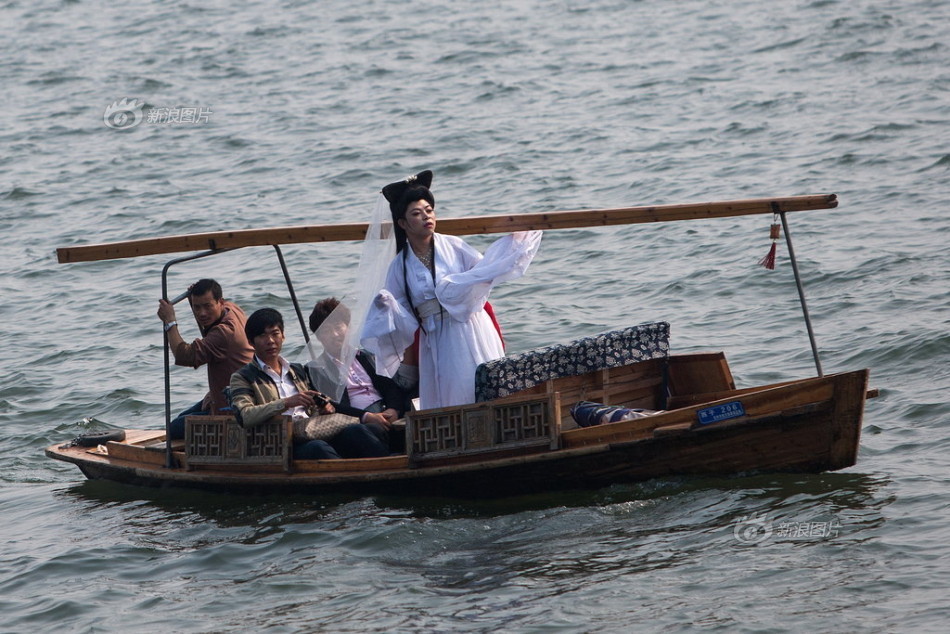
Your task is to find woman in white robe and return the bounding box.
[361,170,542,410]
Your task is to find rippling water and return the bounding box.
[2,0,948,631]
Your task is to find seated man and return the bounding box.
[307,297,409,452]
[157,278,254,440]
[229,307,388,460]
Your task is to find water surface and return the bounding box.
[1,0,948,631]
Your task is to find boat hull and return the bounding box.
[47,370,868,498]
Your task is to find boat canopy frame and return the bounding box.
[160,245,313,468]
[56,194,840,469]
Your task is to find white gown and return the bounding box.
[362,230,542,410]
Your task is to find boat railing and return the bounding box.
[184,415,293,473]
[405,391,561,467]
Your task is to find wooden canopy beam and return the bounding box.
[56,194,837,263]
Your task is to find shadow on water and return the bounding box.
[58,468,890,525]
[59,479,359,527]
[368,472,894,589]
[374,470,891,519]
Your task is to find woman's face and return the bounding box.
[316,320,348,358]
[399,198,436,241]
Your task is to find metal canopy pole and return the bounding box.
[273,245,310,345]
[160,249,231,468]
[779,211,823,377]
[159,245,309,469]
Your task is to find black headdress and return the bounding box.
[382,170,433,209]
[381,170,434,253]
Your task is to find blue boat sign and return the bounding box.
[697,401,746,425]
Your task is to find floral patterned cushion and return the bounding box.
[474,322,671,402]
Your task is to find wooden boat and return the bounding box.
[46,194,875,498]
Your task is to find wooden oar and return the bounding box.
[56,194,837,263]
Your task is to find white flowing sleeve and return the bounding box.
[360,257,420,378]
[435,230,543,322]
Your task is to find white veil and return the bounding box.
[303,193,396,401]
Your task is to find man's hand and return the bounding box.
[362,411,392,429]
[157,299,177,324]
[284,390,332,411]
[283,392,315,409]
[157,298,190,364]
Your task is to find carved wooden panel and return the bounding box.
[185,416,289,469]
[407,394,560,464]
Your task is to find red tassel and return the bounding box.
[758,242,777,270]
[759,216,780,270]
